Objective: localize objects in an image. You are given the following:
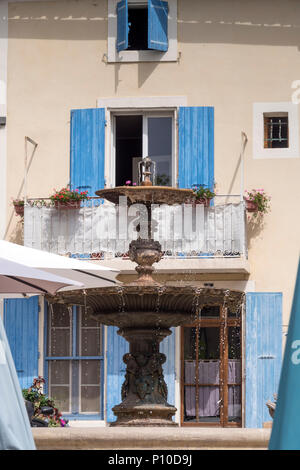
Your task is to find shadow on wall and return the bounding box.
[246,214,266,251]
[8,219,24,246]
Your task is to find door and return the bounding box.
[181,305,242,427]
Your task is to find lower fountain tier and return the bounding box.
[49,286,244,426]
[50,285,244,329]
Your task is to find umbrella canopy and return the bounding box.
[0,257,83,295]
[269,258,300,450]
[0,256,84,450]
[0,241,119,289]
[0,316,36,450]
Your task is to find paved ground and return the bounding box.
[32,427,271,450]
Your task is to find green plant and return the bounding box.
[192,184,216,200]
[244,189,271,216]
[156,173,170,186]
[12,198,24,206]
[50,186,89,203]
[22,376,68,427]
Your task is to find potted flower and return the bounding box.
[12,198,25,217]
[50,186,89,209]
[22,376,68,427]
[191,184,216,207]
[244,189,271,216]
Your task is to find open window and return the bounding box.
[116,0,169,52]
[113,113,174,187]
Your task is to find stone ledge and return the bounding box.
[32,427,271,450]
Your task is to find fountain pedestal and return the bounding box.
[111,327,177,426]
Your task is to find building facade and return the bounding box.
[1,0,300,427]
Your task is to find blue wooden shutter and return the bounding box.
[245,293,282,428]
[178,107,214,190]
[116,0,128,52]
[160,327,175,409]
[106,326,129,423]
[70,108,105,197]
[148,0,169,52]
[3,297,39,390]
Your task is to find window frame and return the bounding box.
[110,110,176,188]
[253,102,299,159]
[44,304,104,419]
[108,0,177,63]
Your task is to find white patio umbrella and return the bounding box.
[0,241,119,292]
[0,258,84,450]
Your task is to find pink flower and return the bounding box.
[125,180,131,185]
[133,183,137,186]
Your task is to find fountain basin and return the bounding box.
[96,186,194,205]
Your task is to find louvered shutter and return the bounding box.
[106,326,129,423]
[70,108,105,198]
[3,297,39,389]
[178,107,214,191]
[245,293,282,428]
[116,0,129,52]
[148,0,169,52]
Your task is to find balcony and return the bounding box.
[24,196,249,275]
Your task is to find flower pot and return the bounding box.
[54,200,81,210]
[193,197,211,208]
[244,198,258,212]
[13,204,24,217]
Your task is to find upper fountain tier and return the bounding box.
[96,186,194,206]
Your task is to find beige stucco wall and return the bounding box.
[5,0,300,329]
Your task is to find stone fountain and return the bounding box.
[49,157,244,426]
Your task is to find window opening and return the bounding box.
[128,5,148,50]
[46,304,103,416]
[264,113,289,148]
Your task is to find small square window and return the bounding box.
[253,102,299,159]
[263,113,289,149]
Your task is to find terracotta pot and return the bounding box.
[193,197,211,208]
[54,200,81,210]
[244,198,258,212]
[13,204,24,217]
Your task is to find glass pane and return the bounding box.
[81,386,100,413]
[49,329,71,357]
[49,361,70,413]
[81,360,100,385]
[200,306,220,318]
[48,304,71,357]
[148,117,172,186]
[228,385,241,422]
[49,360,70,385]
[184,386,196,420]
[228,308,241,318]
[80,360,101,413]
[50,386,70,413]
[198,327,220,360]
[78,308,102,356]
[228,327,241,360]
[184,327,196,361]
[49,304,71,327]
